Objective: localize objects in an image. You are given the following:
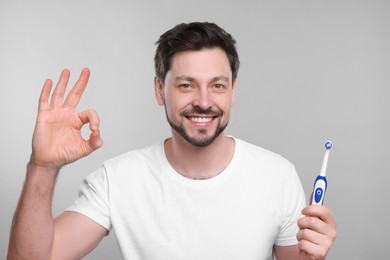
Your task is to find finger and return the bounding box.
[63,68,90,108]
[78,109,100,131]
[297,227,323,245]
[49,69,71,108]
[88,129,103,151]
[298,216,327,234]
[302,205,337,226]
[78,109,103,154]
[298,216,337,244]
[38,79,53,111]
[80,130,103,157]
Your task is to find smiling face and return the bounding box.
[155,48,236,147]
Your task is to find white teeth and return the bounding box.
[190,117,212,123]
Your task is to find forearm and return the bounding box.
[8,162,60,260]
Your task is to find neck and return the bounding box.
[164,132,235,180]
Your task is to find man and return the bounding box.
[8,22,336,259]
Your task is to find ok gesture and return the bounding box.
[31,68,103,171]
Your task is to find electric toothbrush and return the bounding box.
[311,141,333,205]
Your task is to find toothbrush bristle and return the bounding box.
[325,141,333,149]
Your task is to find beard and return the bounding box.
[165,106,229,147]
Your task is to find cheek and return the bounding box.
[164,99,183,119]
[213,95,234,111]
[166,93,192,111]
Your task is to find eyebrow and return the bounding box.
[175,75,196,82]
[175,75,230,83]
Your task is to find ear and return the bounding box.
[154,77,165,106]
[231,79,237,107]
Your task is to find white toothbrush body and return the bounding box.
[311,141,333,205]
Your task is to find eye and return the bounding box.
[179,83,192,89]
[213,84,224,90]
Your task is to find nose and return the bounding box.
[192,87,213,109]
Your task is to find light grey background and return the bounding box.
[1,0,389,259]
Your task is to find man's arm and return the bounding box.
[7,68,105,259]
[273,245,300,260]
[273,205,337,260]
[52,212,108,259]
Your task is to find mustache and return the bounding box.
[180,107,222,117]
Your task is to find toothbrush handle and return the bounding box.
[311,175,327,205]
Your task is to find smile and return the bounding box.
[188,117,213,123]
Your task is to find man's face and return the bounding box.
[155,48,236,147]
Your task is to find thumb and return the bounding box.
[78,109,103,154]
[87,129,103,152]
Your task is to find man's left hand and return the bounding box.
[297,205,337,259]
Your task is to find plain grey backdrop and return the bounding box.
[1,0,389,259]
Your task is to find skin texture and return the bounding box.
[8,50,336,259]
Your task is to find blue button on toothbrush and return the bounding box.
[311,141,333,205]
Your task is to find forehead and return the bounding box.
[167,48,232,81]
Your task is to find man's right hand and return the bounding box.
[7,68,105,260]
[30,68,103,171]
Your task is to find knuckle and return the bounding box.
[300,229,309,240]
[306,216,317,227]
[296,230,303,240]
[297,217,304,227]
[330,229,337,240]
[298,238,308,250]
[87,108,98,117]
[299,216,317,228]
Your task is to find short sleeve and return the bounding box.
[66,167,111,231]
[274,166,306,246]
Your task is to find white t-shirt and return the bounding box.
[67,137,306,260]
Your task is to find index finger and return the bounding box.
[302,205,337,226]
[63,68,90,108]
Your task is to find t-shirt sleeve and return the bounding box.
[274,166,306,246]
[66,167,111,231]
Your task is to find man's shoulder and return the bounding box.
[234,137,295,169]
[103,141,164,169]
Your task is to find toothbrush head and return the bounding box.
[325,141,333,150]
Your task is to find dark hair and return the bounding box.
[154,22,240,83]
